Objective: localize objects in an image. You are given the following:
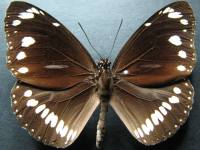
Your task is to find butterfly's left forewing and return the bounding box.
[112,1,196,87]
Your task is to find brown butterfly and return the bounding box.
[4,1,196,149]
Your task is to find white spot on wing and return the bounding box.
[141,124,150,135]
[169,96,180,103]
[50,115,58,128]
[41,108,50,118]
[16,51,26,60]
[26,9,33,13]
[31,7,39,14]
[183,29,187,32]
[137,128,144,138]
[168,35,182,46]
[123,70,129,74]
[18,67,28,73]
[146,118,154,131]
[71,131,77,140]
[26,99,38,107]
[178,50,187,58]
[168,12,182,18]
[56,120,64,134]
[24,90,32,97]
[159,106,167,115]
[173,87,181,94]
[162,102,172,110]
[177,65,186,71]
[169,8,174,12]
[40,10,45,15]
[151,114,159,125]
[35,104,46,114]
[155,110,164,122]
[66,130,73,141]
[52,23,60,27]
[180,19,188,25]
[45,112,54,124]
[163,7,174,14]
[21,37,35,47]
[12,20,21,26]
[134,130,140,138]
[60,126,68,137]
[145,22,151,26]
[18,12,34,19]
[44,65,69,69]
[163,7,170,14]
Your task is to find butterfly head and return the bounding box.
[98,58,111,70]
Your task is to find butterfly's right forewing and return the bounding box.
[5,1,96,90]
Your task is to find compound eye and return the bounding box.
[108,60,111,64]
[98,60,103,66]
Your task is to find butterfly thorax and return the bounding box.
[96,58,113,148]
[97,58,113,100]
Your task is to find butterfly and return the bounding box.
[4,1,196,149]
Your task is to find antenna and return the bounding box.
[78,22,102,59]
[108,19,123,59]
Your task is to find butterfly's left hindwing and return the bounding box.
[110,79,194,145]
[5,1,96,90]
[11,81,99,148]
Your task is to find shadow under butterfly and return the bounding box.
[4,1,196,149]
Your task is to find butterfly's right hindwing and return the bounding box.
[11,81,99,148]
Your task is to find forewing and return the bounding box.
[109,79,194,145]
[112,1,196,87]
[11,81,99,148]
[5,1,96,89]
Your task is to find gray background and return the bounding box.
[0,0,199,150]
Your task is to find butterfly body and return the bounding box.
[5,1,196,149]
[96,58,112,148]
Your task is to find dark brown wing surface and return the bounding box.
[5,1,96,90]
[112,1,196,87]
[110,1,196,145]
[110,79,194,145]
[11,81,99,148]
[5,1,100,148]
